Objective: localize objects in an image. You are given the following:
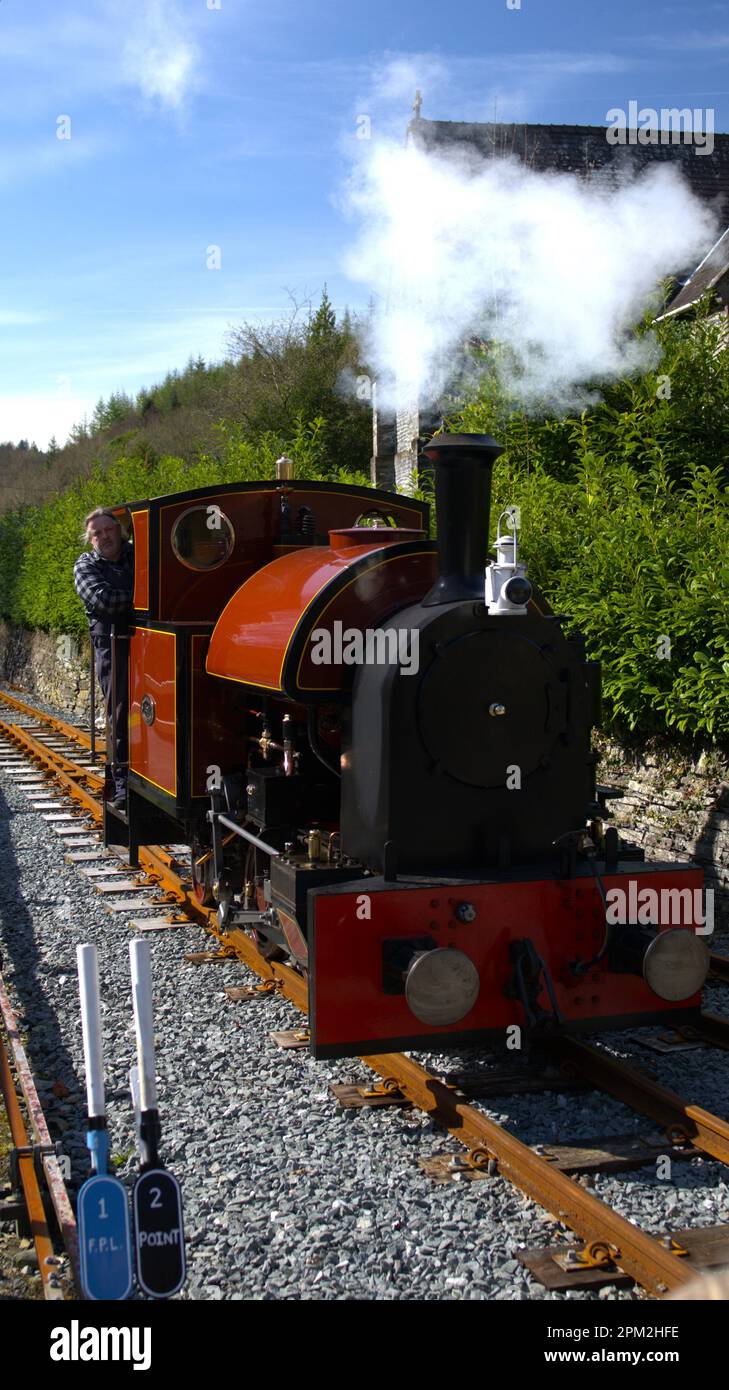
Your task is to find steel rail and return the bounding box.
[136,844,310,1002]
[360,1050,692,1295]
[547,1035,729,1166]
[0,687,103,755]
[0,696,717,1296]
[0,973,79,1296]
[0,719,104,819]
[0,1035,60,1298]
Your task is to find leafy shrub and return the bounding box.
[444,425,729,742]
[442,304,729,741]
[451,305,729,488]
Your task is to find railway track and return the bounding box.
[0,970,77,1299]
[1,685,729,1300]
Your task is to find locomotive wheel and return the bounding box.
[191,837,215,907]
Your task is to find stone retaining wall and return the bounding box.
[0,621,103,725]
[595,734,729,929]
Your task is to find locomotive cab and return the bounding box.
[104,473,430,868]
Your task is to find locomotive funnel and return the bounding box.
[420,432,504,606]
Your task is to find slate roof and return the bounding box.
[659,227,729,317]
[409,118,729,225]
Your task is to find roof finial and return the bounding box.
[413,89,423,119]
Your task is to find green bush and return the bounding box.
[451,306,729,488]
[444,304,729,742]
[479,453,729,741]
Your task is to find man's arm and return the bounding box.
[73,554,132,622]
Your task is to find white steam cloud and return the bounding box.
[344,140,717,413]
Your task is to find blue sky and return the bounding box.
[1,0,728,447]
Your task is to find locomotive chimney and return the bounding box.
[420,432,504,606]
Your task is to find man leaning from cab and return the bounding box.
[73,508,134,808]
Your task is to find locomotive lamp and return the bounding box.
[405,947,480,1025]
[485,509,533,616]
[382,938,480,1024]
[609,925,709,1001]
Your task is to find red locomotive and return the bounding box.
[104,434,709,1057]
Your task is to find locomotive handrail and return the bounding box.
[109,626,129,781]
[110,623,116,779]
[89,643,96,765]
[214,811,281,859]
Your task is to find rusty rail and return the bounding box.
[361,1051,692,1295]
[0,687,103,755]
[546,1035,729,1166]
[689,1012,729,1051]
[0,719,104,820]
[0,973,79,1296]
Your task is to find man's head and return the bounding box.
[84,508,122,562]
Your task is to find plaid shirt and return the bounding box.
[73,542,134,632]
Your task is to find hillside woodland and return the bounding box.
[0,296,727,742]
[0,291,371,512]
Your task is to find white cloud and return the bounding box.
[0,309,244,447]
[121,0,198,111]
[488,50,641,77]
[648,28,729,50]
[368,53,449,108]
[0,2,200,125]
[346,51,644,150]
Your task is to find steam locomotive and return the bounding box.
[105,434,709,1057]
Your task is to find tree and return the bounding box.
[224,289,373,473]
[308,286,336,344]
[67,417,90,445]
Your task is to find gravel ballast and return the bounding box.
[0,693,728,1302]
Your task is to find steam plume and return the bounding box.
[343,139,717,413]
